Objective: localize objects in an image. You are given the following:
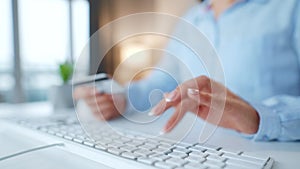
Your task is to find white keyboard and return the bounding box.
[8,117,274,169]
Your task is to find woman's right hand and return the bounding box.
[73,86,126,121]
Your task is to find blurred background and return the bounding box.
[0,0,197,104]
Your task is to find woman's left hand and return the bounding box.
[150,75,260,135]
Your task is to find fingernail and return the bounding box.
[159,130,166,135]
[188,88,200,95]
[148,111,155,116]
[164,91,177,102]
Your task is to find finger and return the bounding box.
[187,88,211,107]
[149,87,182,116]
[150,76,212,116]
[164,88,180,103]
[103,109,120,120]
[95,94,113,105]
[164,75,211,103]
[95,111,110,121]
[85,93,112,106]
[194,105,210,120]
[73,86,94,100]
[93,106,114,121]
[149,98,174,116]
[100,105,122,120]
[97,103,116,112]
[161,99,197,134]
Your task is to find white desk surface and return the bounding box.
[0,102,299,169]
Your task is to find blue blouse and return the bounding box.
[126,0,300,141]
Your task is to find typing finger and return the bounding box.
[187,88,211,107]
[149,98,174,116]
[161,98,198,134]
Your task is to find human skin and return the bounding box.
[73,86,126,120]
[73,0,239,123]
[150,75,260,135]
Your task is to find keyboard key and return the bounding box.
[109,133,120,139]
[225,163,253,169]
[206,154,226,162]
[83,141,95,147]
[120,137,132,142]
[241,152,270,161]
[226,158,264,168]
[195,144,220,151]
[121,152,140,160]
[159,144,173,149]
[168,152,188,159]
[154,161,177,169]
[107,142,124,148]
[76,135,86,140]
[55,132,64,137]
[107,147,124,155]
[73,138,84,144]
[189,151,208,158]
[97,138,112,145]
[184,156,206,163]
[66,132,76,137]
[150,154,171,161]
[219,148,242,155]
[188,146,206,152]
[203,159,225,168]
[165,157,188,166]
[144,141,160,147]
[113,138,127,144]
[120,145,138,152]
[172,147,191,154]
[95,144,106,151]
[222,153,266,165]
[139,144,157,150]
[152,147,172,154]
[134,149,154,156]
[126,141,144,147]
[173,142,190,149]
[63,135,73,140]
[184,162,208,169]
[124,133,136,139]
[137,157,157,165]
[205,149,223,156]
[159,140,174,146]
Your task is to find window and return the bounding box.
[0,0,14,102]
[72,0,90,60]
[19,0,71,101]
[72,0,90,74]
[0,0,89,102]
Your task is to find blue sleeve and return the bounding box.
[250,2,300,141]
[294,1,300,60]
[251,96,300,141]
[124,5,204,113]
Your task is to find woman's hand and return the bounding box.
[74,86,126,121]
[150,75,260,135]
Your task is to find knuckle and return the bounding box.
[201,93,210,102]
[198,75,210,83]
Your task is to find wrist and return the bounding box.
[239,107,260,134]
